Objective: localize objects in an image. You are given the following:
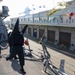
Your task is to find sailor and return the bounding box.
[8,22,28,59]
[6,18,28,74]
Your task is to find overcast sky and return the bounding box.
[0,0,72,20]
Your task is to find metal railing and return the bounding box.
[24,36,75,75]
[19,19,75,27]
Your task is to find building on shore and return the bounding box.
[10,0,75,53]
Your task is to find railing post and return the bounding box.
[59,59,65,73]
[74,71,75,75]
[74,65,75,75]
[0,45,2,58]
[59,59,68,75]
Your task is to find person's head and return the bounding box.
[13,18,20,33]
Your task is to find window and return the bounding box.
[53,17,55,23]
[72,19,74,23]
[69,16,71,20]
[29,18,33,21]
[60,17,63,23]
[69,17,71,23]
[66,19,68,23]
[24,18,26,20]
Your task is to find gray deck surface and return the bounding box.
[0,37,75,75]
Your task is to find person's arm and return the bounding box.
[21,25,28,34]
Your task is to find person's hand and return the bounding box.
[26,25,28,28]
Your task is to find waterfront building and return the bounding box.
[10,0,75,52]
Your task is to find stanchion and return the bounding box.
[74,70,75,75]
[0,46,2,58]
[59,59,68,75]
[59,59,65,72]
[74,66,75,75]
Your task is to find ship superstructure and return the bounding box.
[0,1,9,42]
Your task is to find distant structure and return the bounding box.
[25,7,31,15]
[0,3,9,42]
[0,0,3,2]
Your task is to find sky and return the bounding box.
[0,0,72,21]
